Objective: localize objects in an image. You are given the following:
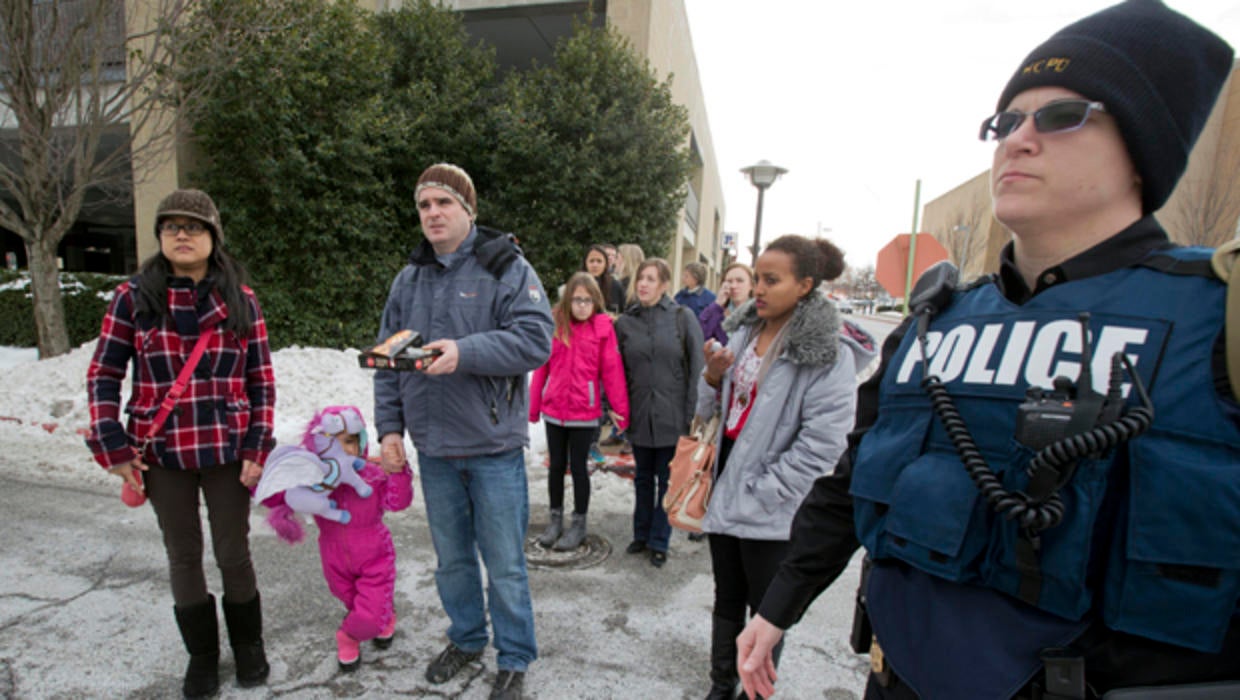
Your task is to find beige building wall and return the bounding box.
[607,0,726,285]
[920,171,1003,282]
[924,62,1240,278]
[1153,65,1240,247]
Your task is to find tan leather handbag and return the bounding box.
[663,413,721,533]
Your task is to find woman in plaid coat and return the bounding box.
[85,189,275,699]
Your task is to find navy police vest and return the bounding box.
[851,247,1240,653]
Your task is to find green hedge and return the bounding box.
[0,271,125,348]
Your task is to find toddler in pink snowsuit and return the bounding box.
[265,405,413,672]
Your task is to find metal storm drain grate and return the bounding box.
[525,532,612,570]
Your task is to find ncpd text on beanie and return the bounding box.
[996,0,1234,214]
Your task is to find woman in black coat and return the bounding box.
[614,258,704,567]
[582,244,627,316]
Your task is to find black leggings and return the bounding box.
[545,423,594,514]
[145,462,257,607]
[709,438,789,622]
[708,533,791,624]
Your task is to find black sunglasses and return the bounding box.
[979,99,1107,141]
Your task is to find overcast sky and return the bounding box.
[681,0,1240,269]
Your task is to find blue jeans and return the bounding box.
[631,445,675,553]
[418,448,537,671]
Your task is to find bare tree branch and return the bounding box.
[0,0,278,357]
[1171,166,1240,247]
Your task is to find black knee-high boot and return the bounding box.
[221,592,270,687]
[706,615,744,700]
[174,595,220,699]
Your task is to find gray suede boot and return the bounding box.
[537,508,563,548]
[554,512,587,551]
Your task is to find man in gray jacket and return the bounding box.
[376,163,553,700]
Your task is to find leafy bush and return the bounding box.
[0,272,124,347]
[180,0,690,348]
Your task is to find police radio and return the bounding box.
[1014,314,1104,451]
[918,302,1155,536]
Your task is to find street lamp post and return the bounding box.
[740,160,787,263]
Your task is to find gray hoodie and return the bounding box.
[696,291,877,540]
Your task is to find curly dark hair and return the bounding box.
[764,235,846,290]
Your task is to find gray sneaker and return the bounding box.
[490,670,524,699]
[425,643,482,684]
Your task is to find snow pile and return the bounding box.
[0,342,548,487]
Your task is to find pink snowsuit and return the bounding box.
[315,460,414,641]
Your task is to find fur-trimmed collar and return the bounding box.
[722,290,841,367]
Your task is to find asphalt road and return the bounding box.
[0,315,895,699]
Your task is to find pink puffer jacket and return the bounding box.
[529,313,629,430]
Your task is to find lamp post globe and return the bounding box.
[740,160,788,263]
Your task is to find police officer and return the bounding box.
[735,1,1239,698]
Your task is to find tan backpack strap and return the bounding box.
[1211,238,1240,403]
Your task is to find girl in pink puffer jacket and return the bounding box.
[263,405,413,673]
[529,273,630,551]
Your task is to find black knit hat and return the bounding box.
[154,189,223,242]
[996,0,1233,214]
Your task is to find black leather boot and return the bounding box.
[706,615,744,700]
[221,592,270,687]
[174,595,220,699]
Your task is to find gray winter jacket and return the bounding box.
[615,295,705,448]
[697,292,877,540]
[374,227,554,458]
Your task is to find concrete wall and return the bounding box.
[607,0,726,284]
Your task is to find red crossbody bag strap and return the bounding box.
[142,328,216,449]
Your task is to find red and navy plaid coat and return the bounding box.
[86,276,276,471]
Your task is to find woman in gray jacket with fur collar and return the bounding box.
[696,235,877,700]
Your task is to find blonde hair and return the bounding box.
[553,273,605,345]
[617,243,645,303]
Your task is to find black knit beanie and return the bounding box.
[996,0,1233,214]
[154,189,223,243]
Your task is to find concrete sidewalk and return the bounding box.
[0,459,868,699]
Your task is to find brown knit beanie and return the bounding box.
[415,163,477,218]
[154,189,223,242]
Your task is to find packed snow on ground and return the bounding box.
[0,341,553,492]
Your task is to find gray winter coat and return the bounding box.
[374,227,554,458]
[697,291,877,540]
[615,295,705,448]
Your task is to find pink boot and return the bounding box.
[374,615,396,650]
[336,628,360,672]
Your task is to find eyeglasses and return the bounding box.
[159,221,209,237]
[571,298,594,306]
[979,100,1106,141]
